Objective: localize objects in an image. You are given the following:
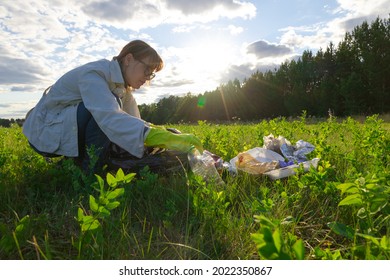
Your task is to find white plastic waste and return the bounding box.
[264,158,320,180]
[229,147,285,174]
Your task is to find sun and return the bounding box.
[190,40,233,77]
[177,37,235,83]
[159,37,238,94]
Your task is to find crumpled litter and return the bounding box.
[235,151,279,174]
[189,134,317,181]
[225,134,317,178]
[229,147,284,175]
[263,134,315,163]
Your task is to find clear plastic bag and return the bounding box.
[188,149,225,186]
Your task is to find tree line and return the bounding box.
[0,118,24,128]
[139,16,390,124]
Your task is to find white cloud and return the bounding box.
[72,0,256,30]
[277,0,389,55]
[1,2,70,40]
[161,1,256,25]
[80,0,162,30]
[164,0,255,18]
[227,24,244,35]
[335,0,389,17]
[279,23,334,52]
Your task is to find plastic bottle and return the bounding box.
[187,149,225,186]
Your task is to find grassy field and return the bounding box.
[0,114,389,260]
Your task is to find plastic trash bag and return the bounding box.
[263,134,291,155]
[263,134,315,162]
[229,147,284,175]
[227,135,319,179]
[280,139,315,162]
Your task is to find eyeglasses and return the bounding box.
[137,59,156,80]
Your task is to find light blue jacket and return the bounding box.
[23,59,149,158]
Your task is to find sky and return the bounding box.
[0,0,389,119]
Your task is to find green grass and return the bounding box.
[0,114,389,259]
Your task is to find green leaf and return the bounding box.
[327,222,355,239]
[262,227,275,243]
[369,198,388,214]
[95,174,105,193]
[105,201,120,210]
[123,172,136,183]
[252,232,279,259]
[19,215,30,223]
[380,236,389,250]
[82,215,95,224]
[251,233,266,248]
[338,193,362,206]
[77,208,84,222]
[336,183,358,194]
[253,215,276,227]
[292,239,305,260]
[272,229,282,253]
[106,188,125,200]
[89,195,99,212]
[98,196,109,205]
[106,173,117,188]
[81,218,100,232]
[116,168,125,181]
[15,215,30,233]
[356,233,380,246]
[98,206,110,217]
[365,183,381,191]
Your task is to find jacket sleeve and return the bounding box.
[78,69,148,158]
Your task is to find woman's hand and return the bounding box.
[144,127,203,153]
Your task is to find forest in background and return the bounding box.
[139,16,389,124]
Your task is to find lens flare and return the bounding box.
[197,96,206,108]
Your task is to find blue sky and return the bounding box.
[0,0,388,119]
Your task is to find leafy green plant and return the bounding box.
[251,215,305,260]
[336,174,389,234]
[314,246,343,260]
[0,215,31,259]
[75,169,135,259]
[331,173,390,259]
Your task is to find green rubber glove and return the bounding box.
[145,127,203,153]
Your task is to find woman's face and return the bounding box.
[122,54,155,89]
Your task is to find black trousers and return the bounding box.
[76,102,110,171]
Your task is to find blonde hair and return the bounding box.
[114,40,164,73]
